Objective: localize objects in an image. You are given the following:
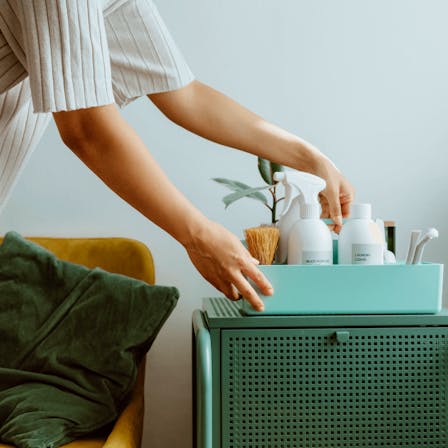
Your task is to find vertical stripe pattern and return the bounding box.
[105,0,194,107]
[0,18,26,92]
[1,0,115,112]
[0,0,194,111]
[0,78,50,214]
[0,0,194,211]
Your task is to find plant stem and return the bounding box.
[269,186,277,224]
[269,184,286,224]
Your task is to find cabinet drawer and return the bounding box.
[221,328,448,448]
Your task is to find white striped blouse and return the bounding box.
[0,0,194,112]
[0,0,194,213]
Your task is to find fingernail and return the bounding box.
[252,257,260,264]
[258,305,265,312]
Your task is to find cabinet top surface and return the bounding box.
[201,297,448,329]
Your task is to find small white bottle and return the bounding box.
[288,203,333,265]
[338,203,384,265]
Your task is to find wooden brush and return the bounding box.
[244,225,280,265]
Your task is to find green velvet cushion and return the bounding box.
[0,231,178,448]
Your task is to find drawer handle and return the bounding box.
[335,331,350,343]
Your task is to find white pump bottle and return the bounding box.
[338,203,384,265]
[274,171,333,265]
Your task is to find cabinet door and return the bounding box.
[221,327,448,448]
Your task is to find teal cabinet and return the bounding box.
[193,298,448,448]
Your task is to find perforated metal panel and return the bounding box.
[222,328,448,448]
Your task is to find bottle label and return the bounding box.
[302,251,332,265]
[352,244,383,264]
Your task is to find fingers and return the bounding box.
[215,278,239,301]
[230,284,240,299]
[186,224,269,312]
[319,197,337,231]
[318,193,329,218]
[341,200,351,219]
[321,181,355,233]
[211,255,268,312]
[340,191,354,218]
[322,186,342,233]
[230,255,271,312]
[325,187,343,228]
[242,261,273,296]
[232,272,265,312]
[226,283,241,301]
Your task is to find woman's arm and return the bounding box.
[149,81,354,231]
[53,105,271,311]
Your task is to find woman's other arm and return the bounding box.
[53,105,271,311]
[149,81,354,232]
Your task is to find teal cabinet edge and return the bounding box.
[192,310,213,448]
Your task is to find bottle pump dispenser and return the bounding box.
[273,172,301,263]
[274,170,333,265]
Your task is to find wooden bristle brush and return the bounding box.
[244,226,280,265]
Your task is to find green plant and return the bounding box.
[212,157,285,224]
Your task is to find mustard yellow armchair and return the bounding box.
[0,236,155,448]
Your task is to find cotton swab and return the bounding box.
[405,230,421,264]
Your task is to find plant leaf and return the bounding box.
[212,177,268,202]
[212,178,255,192]
[257,158,285,184]
[257,158,272,184]
[223,185,270,209]
[270,162,284,181]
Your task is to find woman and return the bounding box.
[0,0,354,311]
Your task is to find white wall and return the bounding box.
[1,1,447,447]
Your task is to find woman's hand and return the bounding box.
[149,82,355,231]
[314,155,355,233]
[183,219,273,311]
[53,105,271,310]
